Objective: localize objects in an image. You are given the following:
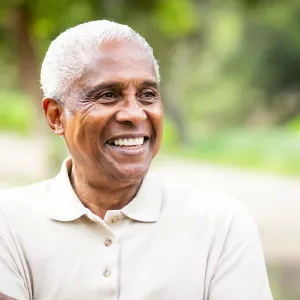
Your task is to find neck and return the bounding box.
[70,162,142,219]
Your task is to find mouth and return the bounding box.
[106,136,149,151]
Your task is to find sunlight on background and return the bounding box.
[0,1,300,299]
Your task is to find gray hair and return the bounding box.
[40,20,160,101]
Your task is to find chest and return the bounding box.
[24,218,215,300]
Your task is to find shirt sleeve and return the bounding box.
[208,204,273,300]
[0,208,30,300]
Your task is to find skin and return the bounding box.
[0,292,16,300]
[43,39,164,219]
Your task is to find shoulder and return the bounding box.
[160,179,257,232]
[0,180,52,215]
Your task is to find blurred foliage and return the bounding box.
[161,128,300,176]
[0,91,33,134]
[0,0,299,126]
[0,0,299,177]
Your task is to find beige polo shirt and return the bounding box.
[0,158,273,300]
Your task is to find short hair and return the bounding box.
[40,20,160,101]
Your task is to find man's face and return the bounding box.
[60,40,163,182]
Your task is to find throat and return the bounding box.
[81,183,140,219]
[70,166,141,219]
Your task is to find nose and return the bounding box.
[115,98,147,125]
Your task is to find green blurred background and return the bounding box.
[0,0,300,299]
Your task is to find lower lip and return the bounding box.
[105,140,149,156]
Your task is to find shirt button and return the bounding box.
[111,216,120,223]
[104,238,112,247]
[103,269,111,277]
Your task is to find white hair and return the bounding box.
[40,20,160,101]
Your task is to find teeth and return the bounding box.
[110,137,145,146]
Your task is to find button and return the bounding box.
[103,268,111,277]
[104,238,112,247]
[111,216,120,223]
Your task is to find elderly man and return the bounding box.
[0,21,272,300]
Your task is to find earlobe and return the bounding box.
[42,98,65,136]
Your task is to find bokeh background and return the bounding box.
[0,0,300,299]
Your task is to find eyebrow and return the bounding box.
[83,82,122,98]
[140,80,159,89]
[84,80,159,99]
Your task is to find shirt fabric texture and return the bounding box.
[0,158,273,300]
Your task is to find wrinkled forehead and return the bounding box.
[82,40,156,86]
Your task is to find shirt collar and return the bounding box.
[120,171,162,222]
[45,157,162,223]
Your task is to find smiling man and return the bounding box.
[0,21,273,300]
[43,30,163,220]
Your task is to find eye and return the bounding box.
[100,91,117,99]
[139,89,157,103]
[143,91,155,98]
[97,91,119,103]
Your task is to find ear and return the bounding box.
[42,98,65,136]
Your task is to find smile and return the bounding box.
[108,137,144,146]
[107,136,148,151]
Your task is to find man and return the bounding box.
[0,21,273,300]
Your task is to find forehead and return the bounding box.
[80,39,157,89]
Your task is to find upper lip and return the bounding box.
[106,133,150,142]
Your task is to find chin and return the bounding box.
[113,164,150,182]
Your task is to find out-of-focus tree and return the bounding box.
[1,0,300,141]
[0,0,97,110]
[0,0,200,141]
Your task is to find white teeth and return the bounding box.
[110,137,145,146]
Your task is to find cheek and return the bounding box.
[76,107,113,134]
[150,103,164,134]
[63,112,101,146]
[147,103,164,152]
